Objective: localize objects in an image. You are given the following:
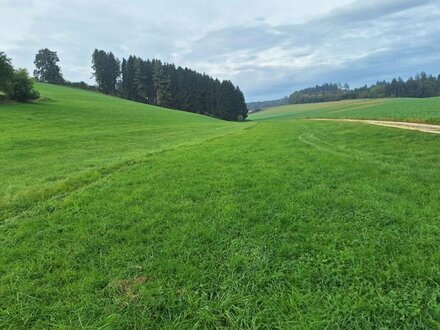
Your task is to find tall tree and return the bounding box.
[92,49,120,95]
[217,80,238,120]
[121,56,136,99]
[133,58,149,102]
[153,60,172,107]
[33,48,64,84]
[234,86,248,121]
[0,52,14,93]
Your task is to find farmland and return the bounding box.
[0,84,246,221]
[252,97,440,124]
[1,85,440,328]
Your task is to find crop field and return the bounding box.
[1,85,440,328]
[252,97,440,124]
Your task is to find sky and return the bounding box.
[1,0,439,101]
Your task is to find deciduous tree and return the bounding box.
[0,52,14,93]
[34,48,64,84]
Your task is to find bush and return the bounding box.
[8,69,39,102]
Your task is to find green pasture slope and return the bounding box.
[0,84,246,220]
[252,97,440,124]
[1,85,440,328]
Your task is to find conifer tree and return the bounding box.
[92,49,120,95]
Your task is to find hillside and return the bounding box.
[0,83,248,220]
[250,97,440,124]
[1,86,440,328]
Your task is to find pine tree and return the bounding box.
[217,80,236,120]
[92,49,120,95]
[234,86,248,121]
[153,60,173,107]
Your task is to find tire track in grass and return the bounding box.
[311,119,440,134]
[297,132,414,171]
[0,122,258,224]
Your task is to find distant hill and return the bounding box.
[287,72,440,105]
[247,97,289,112]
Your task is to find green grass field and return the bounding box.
[0,84,247,221]
[252,97,440,124]
[1,85,440,328]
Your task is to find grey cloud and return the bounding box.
[179,0,440,100]
[319,0,434,24]
[1,0,439,101]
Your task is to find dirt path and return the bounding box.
[312,119,440,135]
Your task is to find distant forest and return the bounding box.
[247,97,289,112]
[90,50,248,121]
[288,72,440,104]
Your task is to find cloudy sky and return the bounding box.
[1,0,439,101]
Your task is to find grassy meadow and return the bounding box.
[252,97,440,124]
[1,85,440,328]
[0,84,247,221]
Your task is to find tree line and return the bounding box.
[0,52,39,102]
[1,48,248,121]
[289,73,440,104]
[91,50,248,121]
[247,97,289,113]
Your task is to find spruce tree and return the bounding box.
[92,49,120,95]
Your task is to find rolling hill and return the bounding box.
[1,86,440,328]
[251,97,440,124]
[0,84,248,221]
